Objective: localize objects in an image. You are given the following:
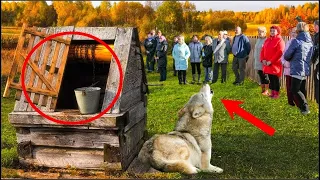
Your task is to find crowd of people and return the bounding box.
[144,19,319,115]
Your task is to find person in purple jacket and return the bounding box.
[281,27,299,107]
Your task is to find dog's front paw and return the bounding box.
[203,165,223,173]
[188,166,201,174]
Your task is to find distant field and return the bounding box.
[1,24,282,37]
[1,27,21,35]
[245,23,280,36]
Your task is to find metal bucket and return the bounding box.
[74,87,101,114]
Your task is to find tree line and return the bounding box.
[1,1,319,37]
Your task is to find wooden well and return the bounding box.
[3,24,148,170]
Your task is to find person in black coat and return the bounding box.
[155,36,168,81]
[202,36,213,83]
[172,36,178,76]
[144,33,157,72]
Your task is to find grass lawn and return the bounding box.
[1,55,319,179]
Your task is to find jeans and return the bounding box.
[204,67,212,82]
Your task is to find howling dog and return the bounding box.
[138,84,223,174]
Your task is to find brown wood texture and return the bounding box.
[68,44,114,63]
[10,25,74,112]
[20,147,121,169]
[120,117,146,170]
[102,28,134,114]
[9,110,125,128]
[73,27,117,40]
[3,23,28,98]
[24,128,120,149]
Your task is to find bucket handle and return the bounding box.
[81,81,100,96]
[90,81,100,87]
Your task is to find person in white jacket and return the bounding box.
[172,35,191,84]
[281,27,298,106]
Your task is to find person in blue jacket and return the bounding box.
[189,35,203,84]
[231,26,251,85]
[172,35,191,85]
[284,22,314,115]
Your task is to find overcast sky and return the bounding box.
[46,1,317,12]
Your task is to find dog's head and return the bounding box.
[178,84,214,119]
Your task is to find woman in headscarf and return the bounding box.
[254,27,269,95]
[260,25,285,99]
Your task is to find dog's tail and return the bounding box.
[138,136,157,164]
[150,151,198,174]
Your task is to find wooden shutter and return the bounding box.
[3,24,74,112]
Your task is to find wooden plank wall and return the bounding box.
[102,28,134,114]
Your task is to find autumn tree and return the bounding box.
[18,1,56,27]
[1,2,25,26]
[155,1,184,34]
[96,1,113,26]
[182,1,198,33]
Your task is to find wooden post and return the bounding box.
[3,23,27,97]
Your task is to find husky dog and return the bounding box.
[138,84,223,174]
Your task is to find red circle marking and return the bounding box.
[21,31,123,125]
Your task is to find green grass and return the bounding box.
[1,55,318,179]
[145,55,319,179]
[1,79,19,168]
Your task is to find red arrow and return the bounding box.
[221,99,276,136]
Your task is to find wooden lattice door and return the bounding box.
[3,24,74,112]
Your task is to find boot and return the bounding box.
[191,74,196,84]
[269,90,275,98]
[183,73,188,85]
[272,91,280,99]
[197,74,201,84]
[261,84,270,96]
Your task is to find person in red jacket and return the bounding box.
[260,25,285,99]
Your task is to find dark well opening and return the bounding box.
[56,40,114,111]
